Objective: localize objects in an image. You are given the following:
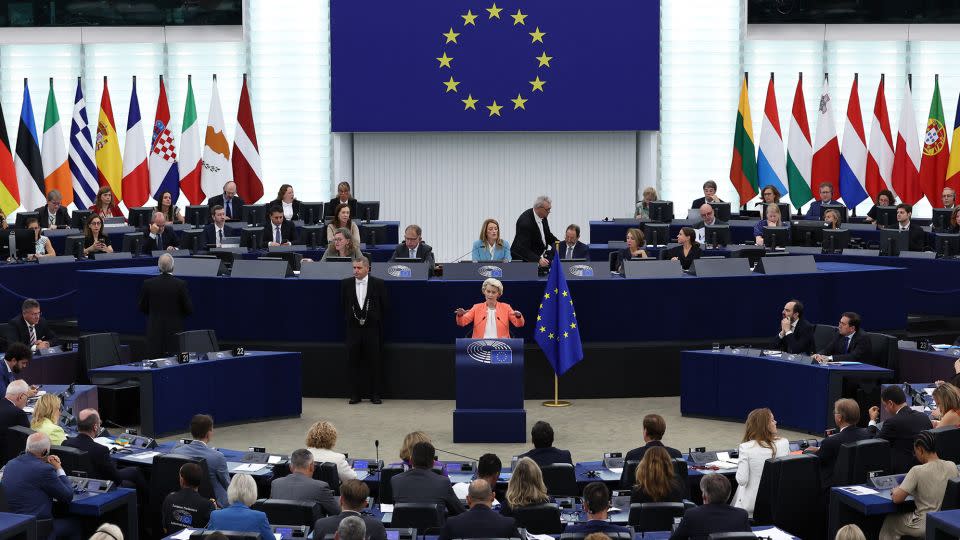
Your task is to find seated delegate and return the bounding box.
[618,227,648,272]
[24,218,56,259]
[669,227,701,270]
[206,474,274,540]
[156,191,185,224]
[690,179,723,209]
[390,224,435,267]
[630,446,685,504]
[455,278,524,338]
[30,393,66,445]
[635,186,658,220]
[89,186,124,219]
[865,189,895,225]
[321,229,362,261]
[753,203,789,246]
[867,385,933,474]
[776,299,815,354]
[472,218,512,262]
[326,203,361,251]
[272,183,305,221]
[263,205,297,246]
[82,215,113,256]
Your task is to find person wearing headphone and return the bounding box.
[879,431,959,540]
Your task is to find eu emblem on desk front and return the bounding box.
[466,339,513,364]
[454,338,525,443]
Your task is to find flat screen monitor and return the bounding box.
[874,206,898,228]
[935,233,960,258]
[642,222,669,246]
[932,208,954,232]
[360,224,387,246]
[356,201,380,221]
[301,225,326,248]
[259,252,303,272]
[820,203,848,223]
[821,228,851,254]
[324,256,353,263]
[70,210,92,230]
[708,201,731,222]
[128,207,155,228]
[647,200,673,223]
[240,227,264,250]
[242,204,266,226]
[703,224,730,247]
[63,235,86,259]
[300,202,325,225]
[880,228,908,256]
[791,220,826,247]
[179,229,205,252]
[5,229,35,260]
[14,211,39,229]
[120,232,146,255]
[177,330,219,354]
[732,246,765,267]
[761,226,789,250]
[185,205,209,228]
[78,332,122,370]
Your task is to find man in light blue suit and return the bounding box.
[170,414,230,507]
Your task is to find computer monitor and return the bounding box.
[356,201,380,222]
[821,228,851,254]
[301,225,325,248]
[791,220,826,247]
[78,332,122,370]
[259,252,303,272]
[709,201,731,222]
[5,229,35,260]
[880,228,908,256]
[128,207,155,228]
[703,224,730,247]
[184,205,209,228]
[324,256,354,263]
[14,211,39,229]
[935,233,960,258]
[642,222,669,246]
[732,246,766,267]
[761,226,789,250]
[120,232,146,255]
[179,229,206,252]
[242,204,266,226]
[63,235,86,259]
[360,224,387,246]
[300,202,325,225]
[932,208,954,232]
[820,203,848,223]
[70,210,92,230]
[240,227,264,250]
[647,200,674,223]
[177,329,219,354]
[874,206,898,228]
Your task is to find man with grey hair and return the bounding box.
[0,380,31,454]
[146,211,179,252]
[669,473,750,539]
[512,195,558,266]
[439,479,519,540]
[336,515,366,540]
[207,180,245,221]
[341,256,389,404]
[2,432,79,538]
[35,189,70,229]
[7,298,56,351]
[138,253,193,358]
[269,448,339,516]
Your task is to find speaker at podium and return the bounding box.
[453,338,526,443]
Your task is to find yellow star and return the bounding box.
[436,52,453,68]
[511,94,527,110]
[487,100,503,117]
[562,290,568,297]
[570,322,577,329]
[563,332,569,338]
[536,52,553,67]
[554,288,559,294]
[530,76,546,92]
[461,94,478,110]
[539,326,546,332]
[462,10,478,26]
[548,333,555,339]
[443,76,460,93]
[529,27,546,43]
[544,293,551,299]
[487,3,502,19]
[539,303,543,309]
[443,28,460,44]
[512,9,528,25]
[536,315,542,321]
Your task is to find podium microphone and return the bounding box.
[434,447,478,461]
[374,439,381,473]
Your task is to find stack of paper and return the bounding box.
[234,463,266,473]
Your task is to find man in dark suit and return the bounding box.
[262,205,297,246]
[776,299,815,354]
[691,203,729,230]
[390,224,435,268]
[670,474,750,540]
[805,399,872,487]
[269,449,339,516]
[7,298,56,351]
[2,432,79,539]
[326,181,358,219]
[146,211,180,252]
[34,190,70,229]
[63,409,147,495]
[138,254,193,358]
[207,181,246,221]
[620,414,682,487]
[202,206,230,248]
[512,195,559,266]
[0,380,31,464]
[438,479,518,540]
[313,479,387,540]
[690,180,723,210]
[560,224,589,260]
[804,182,843,219]
[520,421,572,467]
[867,385,933,474]
[564,482,632,535]
[1,343,31,394]
[392,442,465,516]
[476,454,508,509]
[813,311,872,365]
[891,203,926,252]
[340,256,389,404]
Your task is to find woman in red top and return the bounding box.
[455,278,525,338]
[88,186,124,219]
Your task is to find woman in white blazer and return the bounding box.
[306,421,357,482]
[733,408,790,516]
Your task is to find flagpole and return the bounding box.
[543,241,571,408]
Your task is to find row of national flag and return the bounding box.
[730,72,957,212]
[0,74,263,217]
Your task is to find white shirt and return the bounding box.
[484,307,498,338]
[900,220,911,231]
[214,225,225,247]
[307,447,358,482]
[533,212,546,245]
[282,201,294,220]
[355,276,368,306]
[734,438,790,516]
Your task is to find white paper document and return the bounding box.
[234,463,266,472]
[379,503,394,513]
[267,455,282,464]
[838,485,878,496]
[127,451,160,461]
[754,527,797,540]
[170,529,195,540]
[608,467,623,475]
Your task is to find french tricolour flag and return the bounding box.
[757,74,788,197]
[839,74,869,209]
[120,76,150,208]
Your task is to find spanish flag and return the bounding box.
[95,76,123,203]
[730,73,759,206]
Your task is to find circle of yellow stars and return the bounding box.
[436,3,553,117]
[536,287,578,342]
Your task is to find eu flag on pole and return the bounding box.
[535,251,583,376]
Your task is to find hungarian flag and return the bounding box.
[892,80,922,205]
[232,74,263,203]
[945,90,960,194]
[918,76,949,205]
[15,80,45,213]
[69,78,99,210]
[120,76,149,208]
[200,75,232,201]
[786,74,813,212]
[149,76,180,204]
[729,74,758,205]
[838,75,869,209]
[0,100,19,216]
[812,74,840,199]
[179,75,203,204]
[756,74,788,197]
[41,79,71,207]
[96,77,123,203]
[865,75,894,200]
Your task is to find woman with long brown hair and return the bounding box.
[733,407,789,516]
[630,446,685,503]
[89,186,124,218]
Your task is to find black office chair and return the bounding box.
[672,458,690,499]
[378,467,405,504]
[50,445,91,477]
[251,499,323,525]
[313,462,341,494]
[511,503,563,534]
[150,454,215,530]
[389,502,444,534]
[941,477,960,511]
[628,502,685,532]
[177,329,220,354]
[608,251,621,273]
[751,454,822,540]
[930,426,960,464]
[561,532,632,540]
[190,532,260,540]
[833,439,890,486]
[621,460,639,489]
[707,534,758,540]
[863,331,897,372]
[540,463,578,497]
[813,324,837,353]
[4,425,33,466]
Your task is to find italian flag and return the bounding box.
[179,75,203,204]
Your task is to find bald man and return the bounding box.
[63,409,147,494]
[439,480,519,540]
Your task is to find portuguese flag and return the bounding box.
[730,73,759,206]
[919,75,949,205]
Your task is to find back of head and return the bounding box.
[410,441,435,468]
[158,252,175,274]
[340,479,370,510]
[25,432,51,456]
[699,473,731,504]
[643,414,666,440]
[915,431,938,455]
[30,393,61,428]
[834,398,860,426]
[4,342,31,363]
[934,383,960,415]
[635,446,675,501]
[227,473,258,506]
[506,457,548,508]
[306,420,337,450]
[582,481,610,513]
[835,524,867,540]
[880,385,907,406]
[399,431,431,462]
[89,523,123,540]
[76,409,101,434]
[290,448,314,472]
[467,478,493,504]
[477,453,502,479]
[180,462,204,489]
[337,515,366,540]
[190,414,214,439]
[531,420,554,448]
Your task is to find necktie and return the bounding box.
[28,325,36,346]
[218,229,223,247]
[157,231,163,250]
[226,199,232,218]
[566,245,573,259]
[844,336,850,353]
[410,248,416,258]
[275,225,281,244]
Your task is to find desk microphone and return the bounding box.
[374,439,381,474]
[434,447,478,461]
[449,249,475,263]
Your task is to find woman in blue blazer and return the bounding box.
[206,474,273,540]
[472,218,512,262]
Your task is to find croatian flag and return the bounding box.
[839,75,869,209]
[149,76,180,204]
[756,74,788,197]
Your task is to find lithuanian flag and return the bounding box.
[730,74,759,206]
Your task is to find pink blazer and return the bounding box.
[456,302,525,338]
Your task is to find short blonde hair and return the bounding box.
[481,278,504,296]
[227,473,258,506]
[30,393,61,430]
[835,524,866,540]
[89,523,123,540]
[399,431,431,462]
[642,187,658,201]
[306,420,338,450]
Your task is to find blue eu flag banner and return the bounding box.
[331,0,659,132]
[535,251,583,376]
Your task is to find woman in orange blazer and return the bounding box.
[455,278,525,338]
